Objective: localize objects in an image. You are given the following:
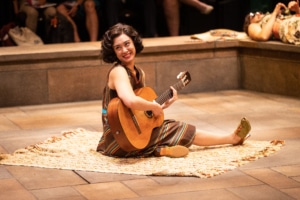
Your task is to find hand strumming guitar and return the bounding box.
[151,101,164,118]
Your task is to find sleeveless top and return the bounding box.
[96,64,196,157]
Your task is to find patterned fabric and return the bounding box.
[278,15,300,45]
[96,64,196,157]
[260,14,300,45]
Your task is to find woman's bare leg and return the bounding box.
[84,0,98,41]
[57,4,81,42]
[179,0,213,14]
[163,0,180,36]
[193,118,251,146]
[193,129,241,146]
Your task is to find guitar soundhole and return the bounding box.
[145,110,153,118]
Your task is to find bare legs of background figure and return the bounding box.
[57,0,98,42]
[84,0,98,41]
[56,3,81,42]
[180,0,214,14]
[162,0,214,36]
[162,0,180,36]
[19,0,56,33]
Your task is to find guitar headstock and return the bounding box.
[177,71,191,87]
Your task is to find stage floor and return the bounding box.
[1,90,300,199]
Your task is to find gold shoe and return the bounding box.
[233,117,251,145]
[154,145,189,158]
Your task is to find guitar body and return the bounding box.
[107,71,191,152]
[108,87,164,152]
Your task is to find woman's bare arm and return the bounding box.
[248,3,286,41]
[109,66,163,117]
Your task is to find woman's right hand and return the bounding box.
[151,102,164,117]
[288,0,300,14]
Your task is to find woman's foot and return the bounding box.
[201,5,214,14]
[154,145,189,158]
[233,118,251,145]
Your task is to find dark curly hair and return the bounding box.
[101,23,144,63]
[243,13,251,35]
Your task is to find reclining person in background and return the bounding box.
[243,0,300,45]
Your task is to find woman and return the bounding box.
[243,1,300,45]
[96,23,251,158]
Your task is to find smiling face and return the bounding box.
[113,33,136,67]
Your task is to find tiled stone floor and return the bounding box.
[1,90,300,200]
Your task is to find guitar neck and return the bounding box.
[155,81,185,105]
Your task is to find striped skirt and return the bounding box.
[97,119,196,158]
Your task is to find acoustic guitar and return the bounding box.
[107,71,192,152]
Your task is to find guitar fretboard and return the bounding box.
[155,81,185,105]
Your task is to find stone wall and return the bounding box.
[239,41,300,98]
[0,36,299,107]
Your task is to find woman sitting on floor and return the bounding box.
[96,23,251,158]
[243,0,300,45]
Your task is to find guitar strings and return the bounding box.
[156,81,184,105]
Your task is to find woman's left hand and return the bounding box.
[162,86,178,109]
[68,3,78,17]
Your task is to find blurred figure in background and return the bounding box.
[162,0,213,36]
[105,0,157,37]
[243,1,300,45]
[19,0,56,33]
[56,0,101,42]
